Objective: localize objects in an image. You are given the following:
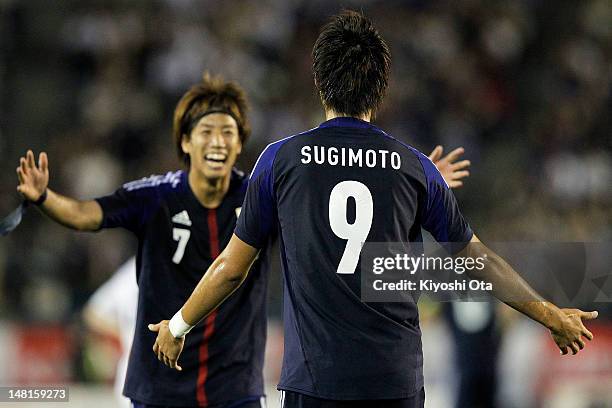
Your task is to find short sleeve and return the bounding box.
[95,182,159,233]
[235,143,279,248]
[417,154,473,249]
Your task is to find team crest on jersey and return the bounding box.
[172,210,192,227]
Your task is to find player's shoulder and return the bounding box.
[370,128,424,159]
[408,148,447,188]
[370,129,448,189]
[371,130,435,171]
[251,127,319,178]
[121,170,185,195]
[394,142,447,189]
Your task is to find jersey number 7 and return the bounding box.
[329,181,373,274]
[172,228,191,264]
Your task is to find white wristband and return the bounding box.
[168,309,194,338]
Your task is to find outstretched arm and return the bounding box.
[16,150,102,231]
[464,234,597,355]
[149,234,258,370]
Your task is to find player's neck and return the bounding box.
[187,170,231,209]
[325,110,371,122]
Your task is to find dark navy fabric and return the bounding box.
[132,396,264,408]
[235,129,312,249]
[235,117,472,400]
[413,150,468,244]
[97,169,268,407]
[0,201,28,236]
[280,388,425,408]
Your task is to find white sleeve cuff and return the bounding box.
[168,309,194,338]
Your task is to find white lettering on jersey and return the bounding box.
[300,145,401,169]
[123,171,183,191]
[172,228,191,264]
[329,181,373,274]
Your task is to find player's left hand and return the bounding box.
[149,320,185,371]
[428,145,470,188]
[550,309,597,356]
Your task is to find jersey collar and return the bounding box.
[318,117,379,130]
[180,168,245,209]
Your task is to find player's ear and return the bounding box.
[181,133,192,155]
[236,138,242,155]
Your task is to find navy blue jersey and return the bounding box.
[235,117,473,400]
[96,169,269,407]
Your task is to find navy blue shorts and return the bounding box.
[131,396,265,408]
[279,389,425,408]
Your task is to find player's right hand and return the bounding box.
[550,308,597,355]
[149,320,185,371]
[16,150,49,202]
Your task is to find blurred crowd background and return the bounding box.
[0,0,611,407]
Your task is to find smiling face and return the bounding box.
[181,113,242,181]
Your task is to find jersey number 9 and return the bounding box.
[329,181,373,274]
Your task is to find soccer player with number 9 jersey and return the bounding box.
[152,10,598,408]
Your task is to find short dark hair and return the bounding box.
[172,72,251,165]
[312,10,390,118]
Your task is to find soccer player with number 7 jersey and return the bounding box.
[152,10,598,408]
[15,74,271,408]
